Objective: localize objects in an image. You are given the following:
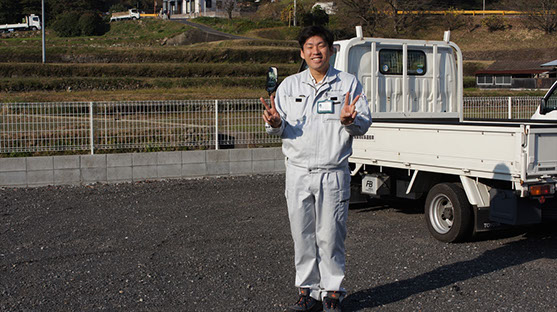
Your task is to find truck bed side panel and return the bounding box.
[351,122,523,181]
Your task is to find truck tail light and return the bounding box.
[529,184,552,196]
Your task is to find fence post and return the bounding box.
[89,101,95,155]
[508,97,512,119]
[215,100,219,150]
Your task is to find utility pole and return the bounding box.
[483,0,485,15]
[293,0,296,26]
[41,0,45,63]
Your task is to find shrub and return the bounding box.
[463,76,476,88]
[310,5,330,26]
[78,12,107,36]
[301,9,329,27]
[463,62,490,76]
[443,8,465,31]
[52,12,81,37]
[482,16,507,32]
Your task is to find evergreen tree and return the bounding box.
[0,0,24,24]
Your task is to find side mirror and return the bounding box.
[540,98,547,115]
[266,67,278,96]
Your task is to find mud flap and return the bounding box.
[489,189,542,225]
[474,206,502,232]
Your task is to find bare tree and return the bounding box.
[218,0,237,19]
[383,0,428,35]
[518,0,557,34]
[337,0,382,36]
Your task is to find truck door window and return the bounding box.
[379,49,426,75]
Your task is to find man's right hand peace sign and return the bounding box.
[260,95,282,128]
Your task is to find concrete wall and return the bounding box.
[0,148,285,188]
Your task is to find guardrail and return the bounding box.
[396,10,525,15]
[0,97,543,155]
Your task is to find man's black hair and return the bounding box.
[297,25,334,50]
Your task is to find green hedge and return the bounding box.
[0,63,299,78]
[463,76,476,88]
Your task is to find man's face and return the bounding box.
[300,35,333,74]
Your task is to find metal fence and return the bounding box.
[1,99,279,154]
[0,97,543,155]
[462,96,540,120]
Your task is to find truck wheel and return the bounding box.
[425,183,472,243]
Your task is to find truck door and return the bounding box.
[532,80,557,119]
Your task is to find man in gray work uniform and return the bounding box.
[261,26,372,312]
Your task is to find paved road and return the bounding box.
[172,18,253,40]
[1,175,556,311]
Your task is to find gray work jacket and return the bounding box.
[266,66,372,170]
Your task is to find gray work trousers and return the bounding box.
[285,163,351,301]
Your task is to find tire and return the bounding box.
[425,183,472,243]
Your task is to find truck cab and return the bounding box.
[532,80,557,120]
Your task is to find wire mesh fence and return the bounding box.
[462,96,540,119]
[0,97,544,155]
[1,102,91,153]
[1,99,280,155]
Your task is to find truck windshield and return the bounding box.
[542,81,557,114]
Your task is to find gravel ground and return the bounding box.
[1,174,556,312]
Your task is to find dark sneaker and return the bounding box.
[323,291,342,312]
[287,288,322,312]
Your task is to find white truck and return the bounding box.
[110,9,140,22]
[267,27,557,243]
[0,14,41,32]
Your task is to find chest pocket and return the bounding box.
[323,92,345,122]
[285,96,308,121]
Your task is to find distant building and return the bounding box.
[475,59,557,89]
[162,0,237,17]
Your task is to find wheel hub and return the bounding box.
[429,194,455,234]
[442,206,453,221]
